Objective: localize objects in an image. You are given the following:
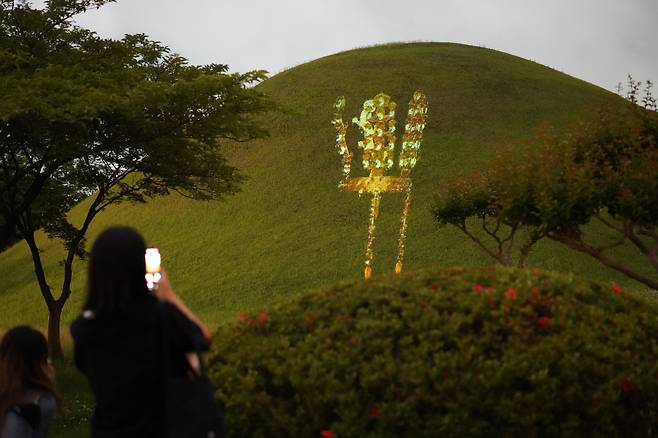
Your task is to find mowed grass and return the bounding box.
[0,42,648,336]
[50,354,93,438]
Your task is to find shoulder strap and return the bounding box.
[12,400,42,430]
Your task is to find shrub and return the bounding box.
[432,101,658,290]
[207,267,658,437]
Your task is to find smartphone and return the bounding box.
[145,248,161,290]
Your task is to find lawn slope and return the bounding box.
[0,42,639,331]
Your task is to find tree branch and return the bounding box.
[481,216,502,245]
[552,230,658,290]
[57,185,109,305]
[517,230,544,268]
[456,222,508,266]
[624,221,658,271]
[19,220,55,309]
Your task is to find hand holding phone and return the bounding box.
[145,247,161,291]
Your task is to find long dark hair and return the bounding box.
[0,326,61,430]
[85,226,150,317]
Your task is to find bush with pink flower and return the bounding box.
[207,266,658,437]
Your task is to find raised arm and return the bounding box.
[156,269,212,342]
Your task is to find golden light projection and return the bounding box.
[332,90,428,279]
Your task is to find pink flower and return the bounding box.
[530,287,540,303]
[472,284,484,293]
[622,379,636,392]
[370,405,381,418]
[238,312,247,322]
[537,316,551,329]
[304,313,316,329]
[321,431,334,438]
[258,311,269,324]
[532,268,541,274]
[504,288,517,300]
[611,283,623,295]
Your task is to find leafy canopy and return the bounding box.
[0,0,271,356]
[1,0,270,249]
[433,81,658,289]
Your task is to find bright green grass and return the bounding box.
[0,42,649,335]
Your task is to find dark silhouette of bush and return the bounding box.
[207,267,658,437]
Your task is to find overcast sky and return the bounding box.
[46,0,658,92]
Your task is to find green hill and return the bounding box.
[0,42,638,333]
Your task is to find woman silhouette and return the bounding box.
[0,326,60,438]
[71,226,214,438]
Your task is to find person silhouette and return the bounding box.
[71,226,218,438]
[0,326,60,438]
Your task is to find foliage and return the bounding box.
[0,43,632,335]
[207,267,658,437]
[617,75,657,111]
[432,167,544,267]
[0,0,270,356]
[433,80,658,289]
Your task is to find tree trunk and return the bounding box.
[20,193,103,360]
[47,301,64,359]
[22,231,63,357]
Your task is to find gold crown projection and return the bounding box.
[332,91,428,279]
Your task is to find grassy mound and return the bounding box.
[207,267,658,437]
[0,42,631,332]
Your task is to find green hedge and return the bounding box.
[207,267,658,437]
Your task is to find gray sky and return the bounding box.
[49,0,658,91]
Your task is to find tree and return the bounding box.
[433,82,658,289]
[432,168,546,268]
[0,0,271,357]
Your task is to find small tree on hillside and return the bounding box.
[433,82,658,289]
[0,0,270,357]
[433,167,545,267]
